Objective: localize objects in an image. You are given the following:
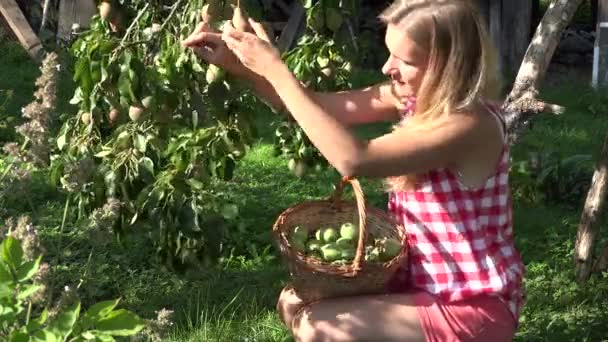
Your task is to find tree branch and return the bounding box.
[504,0,584,144]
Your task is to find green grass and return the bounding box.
[2,38,608,341]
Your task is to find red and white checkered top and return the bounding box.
[387,102,525,321]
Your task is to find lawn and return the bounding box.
[1,36,608,342]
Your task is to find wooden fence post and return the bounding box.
[592,0,608,87]
[0,0,44,60]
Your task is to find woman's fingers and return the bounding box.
[182,21,216,46]
[182,31,223,48]
[222,24,247,43]
[248,18,272,43]
[193,45,216,63]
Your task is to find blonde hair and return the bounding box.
[379,0,502,191]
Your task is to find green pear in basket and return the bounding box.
[306,239,323,253]
[320,243,342,262]
[339,245,356,261]
[379,237,402,261]
[289,226,308,253]
[315,228,323,241]
[336,237,354,248]
[322,227,339,243]
[340,222,359,240]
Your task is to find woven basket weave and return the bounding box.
[272,177,408,303]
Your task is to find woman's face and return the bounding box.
[381,24,429,104]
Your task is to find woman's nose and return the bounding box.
[381,56,396,76]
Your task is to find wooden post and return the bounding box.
[480,0,532,81]
[501,0,532,79]
[0,0,44,60]
[489,0,502,66]
[276,0,305,52]
[57,0,97,43]
[592,0,608,87]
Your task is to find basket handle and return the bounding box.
[329,176,367,275]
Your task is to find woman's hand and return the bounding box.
[222,19,288,83]
[182,21,245,76]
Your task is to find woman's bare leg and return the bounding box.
[277,285,308,329]
[278,288,425,342]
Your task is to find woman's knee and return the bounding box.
[276,286,307,328]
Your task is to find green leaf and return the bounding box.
[36,308,49,325]
[17,255,41,282]
[9,331,28,342]
[92,333,115,342]
[81,299,121,329]
[69,87,84,105]
[221,204,239,220]
[0,262,12,282]
[31,330,60,342]
[85,299,121,321]
[94,149,113,158]
[134,134,147,154]
[57,134,67,150]
[140,157,154,175]
[95,309,145,336]
[186,179,204,191]
[2,236,23,269]
[0,283,15,299]
[17,284,42,300]
[0,303,17,320]
[81,331,96,340]
[48,301,81,337]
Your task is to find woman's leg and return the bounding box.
[277,286,517,342]
[278,288,425,342]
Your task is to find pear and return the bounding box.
[306,239,323,253]
[325,8,344,33]
[321,67,333,78]
[99,1,114,21]
[380,238,402,261]
[206,64,225,84]
[232,6,249,32]
[108,108,120,124]
[291,226,308,242]
[320,244,341,262]
[340,222,358,240]
[80,112,92,125]
[128,105,145,122]
[293,160,308,178]
[322,228,339,243]
[336,237,353,248]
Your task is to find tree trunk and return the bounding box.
[39,0,51,33]
[504,0,584,143]
[575,133,608,282]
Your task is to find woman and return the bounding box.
[182,0,524,340]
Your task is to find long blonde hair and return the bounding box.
[379,0,502,191]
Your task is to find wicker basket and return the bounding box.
[272,177,408,303]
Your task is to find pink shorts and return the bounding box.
[412,291,517,342]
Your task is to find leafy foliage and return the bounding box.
[51,0,265,271]
[0,236,145,341]
[273,0,361,177]
[511,151,593,207]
